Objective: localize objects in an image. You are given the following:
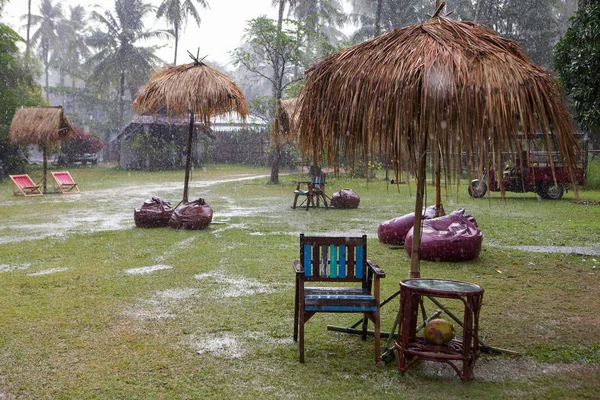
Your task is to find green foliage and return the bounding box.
[0,23,45,179]
[530,343,600,364]
[555,2,600,135]
[586,156,600,190]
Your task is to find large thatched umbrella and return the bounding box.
[133,56,249,202]
[9,106,75,193]
[295,6,580,279]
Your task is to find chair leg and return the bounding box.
[293,279,299,342]
[299,311,305,363]
[293,194,299,209]
[374,311,381,363]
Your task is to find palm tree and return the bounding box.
[56,5,91,87]
[29,0,63,103]
[292,0,346,46]
[87,0,170,129]
[26,0,32,56]
[156,0,210,65]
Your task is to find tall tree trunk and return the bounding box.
[270,0,286,185]
[374,0,383,36]
[26,0,32,57]
[44,42,50,103]
[173,23,179,65]
[118,68,125,130]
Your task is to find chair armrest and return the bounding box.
[295,181,311,190]
[367,260,385,278]
[293,259,304,274]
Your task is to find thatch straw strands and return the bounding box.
[9,106,75,145]
[133,62,249,122]
[133,60,248,202]
[296,15,579,189]
[295,13,580,278]
[278,97,298,135]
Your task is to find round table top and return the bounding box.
[401,278,483,295]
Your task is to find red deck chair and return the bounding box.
[9,174,43,196]
[51,171,80,194]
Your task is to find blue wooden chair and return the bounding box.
[292,174,329,210]
[293,234,386,363]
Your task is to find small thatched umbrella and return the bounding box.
[133,55,249,202]
[295,5,580,279]
[9,106,75,193]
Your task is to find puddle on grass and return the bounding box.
[125,288,199,320]
[0,263,31,273]
[506,245,600,256]
[417,356,599,382]
[194,272,282,298]
[0,174,270,245]
[27,267,68,276]
[190,332,244,359]
[125,265,173,275]
[187,330,292,359]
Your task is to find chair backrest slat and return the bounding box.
[299,234,367,283]
[329,244,337,278]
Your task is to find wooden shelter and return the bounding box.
[133,56,249,202]
[9,106,75,193]
[295,6,580,278]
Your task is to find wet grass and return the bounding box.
[0,164,599,399]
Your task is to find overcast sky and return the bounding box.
[1,0,280,67]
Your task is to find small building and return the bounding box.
[112,114,269,170]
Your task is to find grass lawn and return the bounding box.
[1,163,599,399]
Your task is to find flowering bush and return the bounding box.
[59,127,104,164]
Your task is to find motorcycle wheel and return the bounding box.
[468,180,487,198]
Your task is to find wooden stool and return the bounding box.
[395,278,484,381]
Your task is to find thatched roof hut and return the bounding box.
[133,62,249,123]
[295,11,580,277]
[9,106,75,146]
[9,106,76,193]
[133,58,249,202]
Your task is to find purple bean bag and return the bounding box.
[169,198,213,230]
[330,188,360,209]
[377,205,442,245]
[134,197,174,228]
[404,209,482,262]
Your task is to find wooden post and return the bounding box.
[42,145,48,193]
[183,112,194,203]
[435,149,443,217]
[409,136,428,278]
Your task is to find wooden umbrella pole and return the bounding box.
[42,145,48,193]
[409,136,428,278]
[435,149,443,217]
[183,112,194,203]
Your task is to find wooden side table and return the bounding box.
[394,278,484,381]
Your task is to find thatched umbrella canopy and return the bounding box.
[133,56,249,202]
[295,8,580,278]
[9,106,75,193]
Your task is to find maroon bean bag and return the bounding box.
[134,197,174,228]
[377,205,442,245]
[404,209,482,262]
[169,198,213,230]
[330,188,360,209]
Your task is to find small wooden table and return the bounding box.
[394,278,484,381]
